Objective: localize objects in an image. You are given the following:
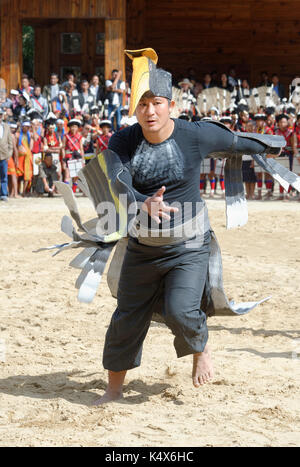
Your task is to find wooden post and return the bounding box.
[105,19,126,81]
[0,1,22,92]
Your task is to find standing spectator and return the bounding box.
[43,120,62,179]
[96,120,112,152]
[274,114,295,199]
[17,120,33,196]
[90,113,102,142]
[254,113,274,200]
[7,122,20,198]
[105,69,125,131]
[30,85,48,119]
[55,119,65,141]
[236,108,249,132]
[30,118,44,186]
[82,121,95,164]
[272,74,285,99]
[0,108,14,201]
[43,73,61,109]
[291,113,300,201]
[242,120,256,200]
[61,119,84,191]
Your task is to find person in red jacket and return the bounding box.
[62,119,84,192]
[254,113,274,200]
[96,120,113,153]
[274,114,296,200]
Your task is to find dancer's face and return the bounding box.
[135,94,174,133]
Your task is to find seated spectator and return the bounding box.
[7,90,19,112]
[258,71,271,87]
[61,72,76,90]
[219,73,233,92]
[193,81,203,98]
[210,70,218,87]
[43,73,61,109]
[19,74,34,98]
[187,67,197,85]
[272,74,285,99]
[78,80,94,117]
[64,83,77,116]
[228,66,238,88]
[202,73,212,89]
[35,154,59,197]
[52,90,69,118]
[13,94,30,121]
[90,75,100,98]
[30,84,48,119]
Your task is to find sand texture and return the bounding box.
[0,196,299,447]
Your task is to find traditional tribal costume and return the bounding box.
[17,127,33,183]
[275,114,295,195]
[37,49,300,373]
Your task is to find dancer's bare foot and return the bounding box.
[93,369,126,406]
[93,390,123,406]
[192,346,214,387]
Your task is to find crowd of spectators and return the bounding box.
[0,67,299,202]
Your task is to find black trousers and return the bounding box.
[102,230,211,372]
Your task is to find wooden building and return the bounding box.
[126,0,300,90]
[0,0,126,91]
[1,0,300,92]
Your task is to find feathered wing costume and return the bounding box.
[35,48,298,321]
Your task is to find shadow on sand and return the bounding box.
[0,370,172,407]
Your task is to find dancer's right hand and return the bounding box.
[141,186,179,224]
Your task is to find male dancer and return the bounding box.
[94,49,284,405]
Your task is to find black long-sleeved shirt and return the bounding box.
[109,119,269,210]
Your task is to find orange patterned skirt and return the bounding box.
[17,151,33,181]
[7,157,17,176]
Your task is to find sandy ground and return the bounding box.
[0,195,299,447]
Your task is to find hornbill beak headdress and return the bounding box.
[125,48,172,116]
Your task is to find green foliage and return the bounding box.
[22,25,34,77]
